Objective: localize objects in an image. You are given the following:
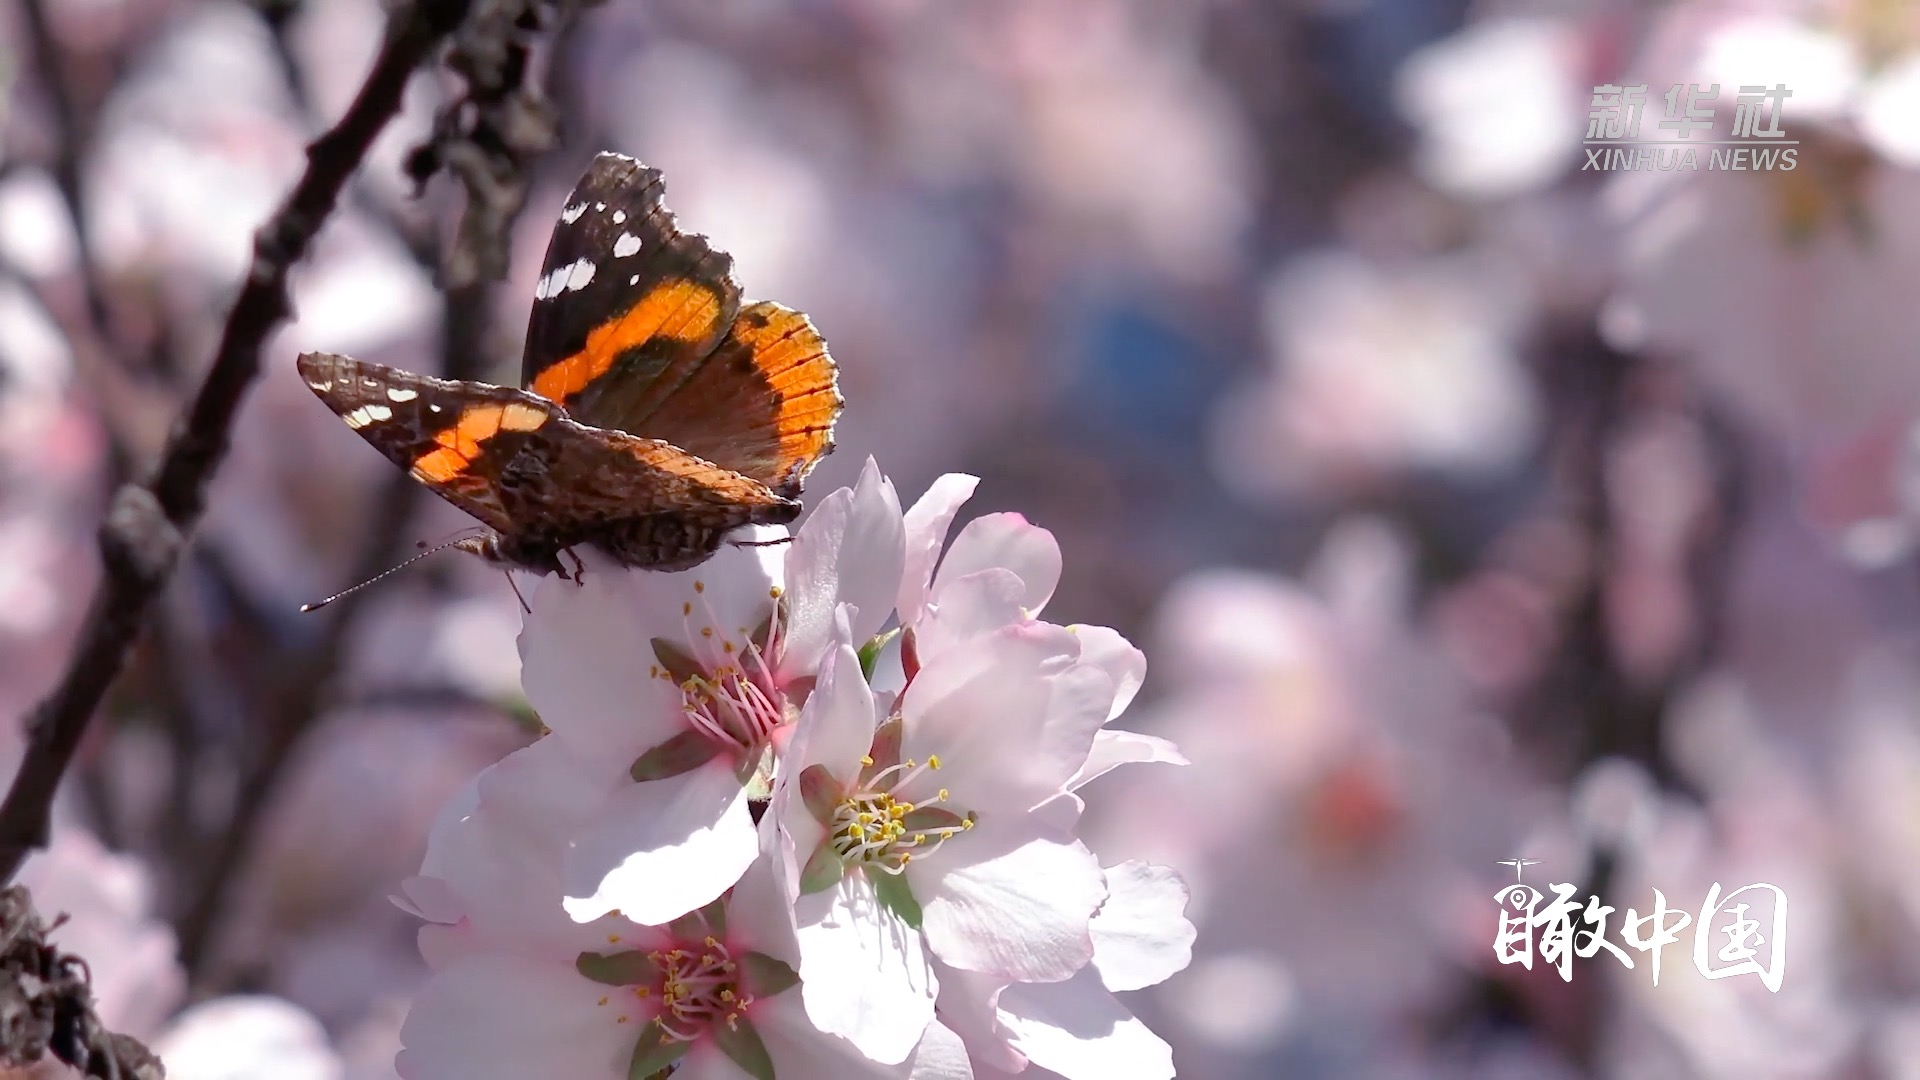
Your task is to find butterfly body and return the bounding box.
[297,153,839,577]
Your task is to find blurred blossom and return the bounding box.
[1088,526,1553,1075]
[152,996,344,1080]
[1210,251,1539,501]
[1397,16,1588,199]
[90,1,302,295]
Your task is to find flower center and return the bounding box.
[679,664,783,758]
[663,581,790,760]
[644,937,750,1042]
[829,756,973,874]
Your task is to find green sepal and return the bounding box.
[799,842,845,895]
[872,870,923,929]
[576,949,656,987]
[652,637,705,685]
[739,951,801,998]
[858,629,900,681]
[798,765,841,827]
[631,730,723,782]
[712,1015,777,1080]
[628,1020,691,1079]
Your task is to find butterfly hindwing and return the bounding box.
[519,152,841,493]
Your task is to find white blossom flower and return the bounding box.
[516,459,905,926]
[395,738,968,1080]
[766,602,1119,1063]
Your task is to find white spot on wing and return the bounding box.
[595,202,606,211]
[629,275,639,286]
[611,210,627,224]
[559,202,588,224]
[386,387,419,403]
[309,380,331,392]
[534,257,597,300]
[428,403,442,413]
[613,232,642,258]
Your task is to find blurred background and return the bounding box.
[5,0,1920,1076]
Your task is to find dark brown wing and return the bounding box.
[520,153,740,431]
[298,351,790,536]
[518,153,841,493]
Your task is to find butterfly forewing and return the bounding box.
[520,152,842,492]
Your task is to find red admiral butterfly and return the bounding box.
[297,152,842,589]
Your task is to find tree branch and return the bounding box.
[0,0,475,884]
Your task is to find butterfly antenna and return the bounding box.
[299,535,474,613]
[504,570,531,615]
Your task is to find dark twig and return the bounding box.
[0,0,476,885]
[0,886,164,1079]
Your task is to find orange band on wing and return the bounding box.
[530,279,724,403]
[410,403,548,484]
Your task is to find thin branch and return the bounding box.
[0,0,476,885]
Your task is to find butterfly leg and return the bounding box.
[564,547,588,585]
[731,536,794,550]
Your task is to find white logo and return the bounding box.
[1493,861,1788,991]
[1583,83,1797,172]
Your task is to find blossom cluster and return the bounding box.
[390,461,1193,1079]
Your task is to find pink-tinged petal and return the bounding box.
[903,627,1110,813]
[785,459,907,675]
[1089,863,1194,992]
[795,874,937,1064]
[912,568,1027,662]
[392,874,462,923]
[997,967,1172,1080]
[562,761,757,926]
[934,963,1024,1073]
[1066,731,1187,792]
[898,474,980,624]
[919,830,1102,982]
[396,954,639,1080]
[931,514,1061,616]
[416,921,470,970]
[1066,626,1145,721]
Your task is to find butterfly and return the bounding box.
[297,152,842,584]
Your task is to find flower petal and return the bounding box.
[911,568,1027,662]
[1089,862,1194,992]
[1067,731,1188,793]
[902,625,1111,813]
[931,513,1061,616]
[785,458,906,675]
[795,874,938,1065]
[996,967,1173,1080]
[1066,625,1145,721]
[396,954,638,1080]
[898,474,979,625]
[919,829,1103,982]
[562,761,757,926]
